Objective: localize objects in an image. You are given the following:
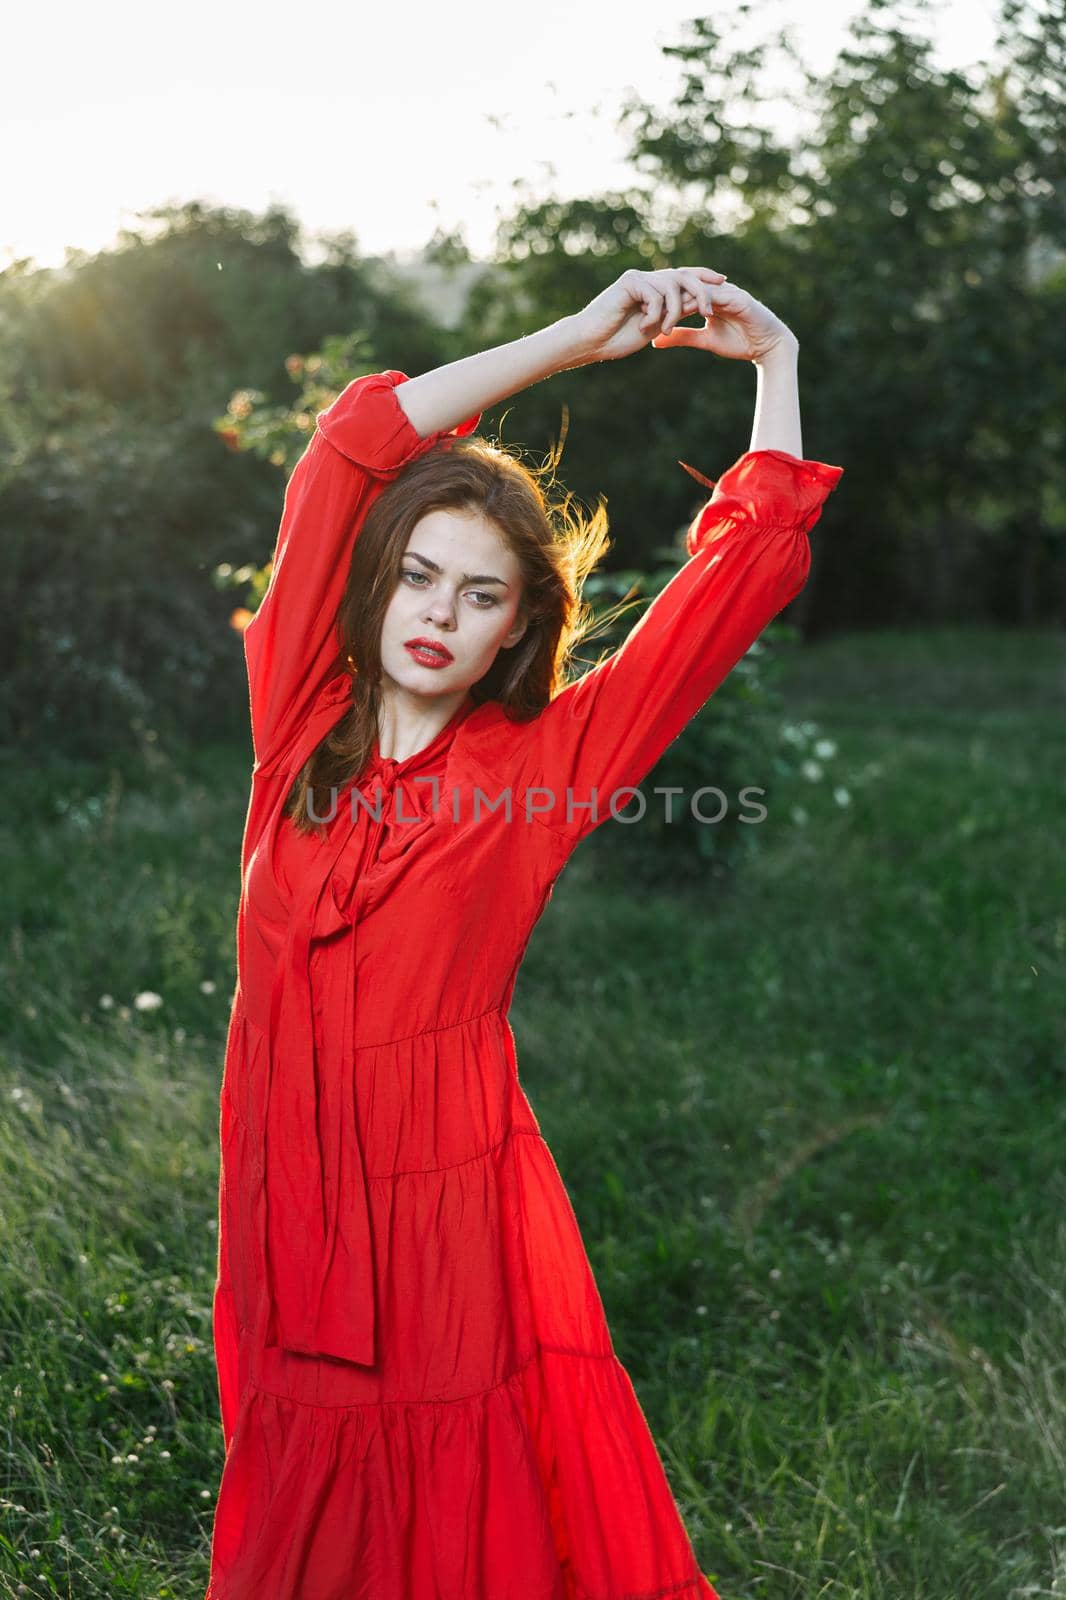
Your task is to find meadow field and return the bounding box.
[1,625,1063,1599]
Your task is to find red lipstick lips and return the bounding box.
[405,638,454,668]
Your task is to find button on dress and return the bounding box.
[205,369,844,1600]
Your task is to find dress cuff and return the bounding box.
[315,369,482,479]
[681,448,844,556]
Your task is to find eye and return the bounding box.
[402,570,498,608]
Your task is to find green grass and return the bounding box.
[1,625,1063,1599]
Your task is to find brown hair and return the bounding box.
[284,428,635,836]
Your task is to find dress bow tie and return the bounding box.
[262,758,416,1366]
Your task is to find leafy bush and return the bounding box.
[0,382,277,760]
[573,555,821,888]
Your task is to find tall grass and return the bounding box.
[1,625,1062,1598]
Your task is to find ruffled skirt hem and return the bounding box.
[205,1340,720,1600]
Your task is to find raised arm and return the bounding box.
[391,266,729,438]
[243,268,736,770]
[241,370,481,773]
[242,284,689,774]
[508,446,843,847]
[497,278,844,845]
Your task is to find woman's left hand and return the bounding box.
[651,279,799,363]
[571,266,728,363]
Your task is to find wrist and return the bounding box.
[500,315,591,386]
[753,335,799,369]
[541,312,595,371]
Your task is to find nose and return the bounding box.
[422,598,456,629]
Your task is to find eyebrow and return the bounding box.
[404,551,510,589]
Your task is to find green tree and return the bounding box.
[460,0,1066,626]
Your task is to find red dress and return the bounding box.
[206,369,843,1600]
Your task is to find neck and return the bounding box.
[374,684,473,764]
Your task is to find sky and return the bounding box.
[4,0,1002,273]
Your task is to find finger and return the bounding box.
[651,325,706,349]
[681,268,722,307]
[675,272,704,314]
[640,287,664,331]
[678,279,713,320]
[639,286,664,333]
[703,284,745,318]
[678,273,717,319]
[661,279,684,335]
[677,265,727,284]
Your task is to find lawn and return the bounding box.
[1,625,1063,1599]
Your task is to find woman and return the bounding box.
[206,265,844,1600]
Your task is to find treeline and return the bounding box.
[2,0,1063,763]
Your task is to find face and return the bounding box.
[379,508,529,699]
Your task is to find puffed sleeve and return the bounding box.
[241,369,481,773]
[510,447,844,846]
